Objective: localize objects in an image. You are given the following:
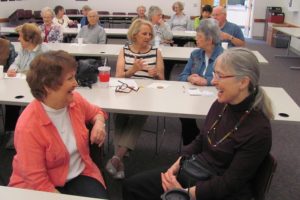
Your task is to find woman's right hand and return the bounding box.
[167,157,181,176]
[161,157,182,191]
[7,69,17,77]
[131,57,146,72]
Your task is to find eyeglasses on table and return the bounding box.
[115,80,140,93]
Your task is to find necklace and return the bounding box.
[58,18,64,25]
[207,104,252,147]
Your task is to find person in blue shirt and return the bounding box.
[80,5,92,27]
[178,18,223,145]
[212,6,245,48]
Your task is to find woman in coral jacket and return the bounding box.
[9,50,108,199]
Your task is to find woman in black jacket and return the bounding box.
[123,48,274,200]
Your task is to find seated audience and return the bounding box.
[0,36,17,72]
[168,1,191,47]
[76,10,106,44]
[212,6,245,47]
[123,47,273,200]
[9,51,108,199]
[105,19,164,179]
[193,4,213,30]
[132,5,148,22]
[5,23,49,149]
[39,7,63,43]
[53,5,75,28]
[178,18,223,145]
[148,6,173,80]
[80,5,92,27]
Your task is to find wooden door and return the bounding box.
[200,0,227,7]
[201,0,213,6]
[244,0,253,37]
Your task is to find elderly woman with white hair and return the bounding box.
[123,47,273,200]
[168,1,191,47]
[178,18,224,146]
[148,5,173,80]
[132,5,148,22]
[39,7,63,43]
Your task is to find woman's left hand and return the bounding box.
[90,120,106,147]
[148,67,158,77]
[161,171,182,192]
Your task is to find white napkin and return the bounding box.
[147,82,170,89]
[188,88,214,96]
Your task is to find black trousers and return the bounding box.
[123,167,168,200]
[180,118,200,145]
[4,105,21,131]
[164,60,175,80]
[173,38,188,47]
[56,175,108,199]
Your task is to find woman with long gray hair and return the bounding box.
[123,48,273,200]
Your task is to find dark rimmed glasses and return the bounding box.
[212,71,237,81]
[115,80,140,93]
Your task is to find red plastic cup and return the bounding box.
[98,66,111,87]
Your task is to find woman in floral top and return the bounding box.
[39,7,63,43]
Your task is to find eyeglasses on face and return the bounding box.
[212,71,237,81]
[115,81,140,93]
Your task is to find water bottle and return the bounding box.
[154,35,160,48]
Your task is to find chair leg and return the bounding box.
[155,116,167,155]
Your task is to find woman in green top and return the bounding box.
[194,5,213,30]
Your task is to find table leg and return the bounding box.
[275,35,300,59]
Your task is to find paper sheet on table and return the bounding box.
[188,88,214,96]
[109,79,139,90]
[147,82,170,89]
[4,73,26,79]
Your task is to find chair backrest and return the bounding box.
[127,12,137,16]
[0,38,10,67]
[252,153,277,200]
[98,11,110,15]
[33,10,41,19]
[9,9,25,21]
[65,9,79,15]
[23,10,33,19]
[112,12,126,15]
[163,14,171,20]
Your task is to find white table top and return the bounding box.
[11,42,268,64]
[67,14,135,19]
[1,27,196,39]
[12,42,194,61]
[0,186,106,200]
[0,78,299,122]
[273,27,300,38]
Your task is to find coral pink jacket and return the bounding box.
[9,92,107,192]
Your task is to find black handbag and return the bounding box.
[76,59,101,88]
[177,154,217,188]
[161,189,190,200]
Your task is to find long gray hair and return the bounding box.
[217,47,274,119]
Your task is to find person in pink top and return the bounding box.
[9,50,108,199]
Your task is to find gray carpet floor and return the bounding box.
[1,38,300,200]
